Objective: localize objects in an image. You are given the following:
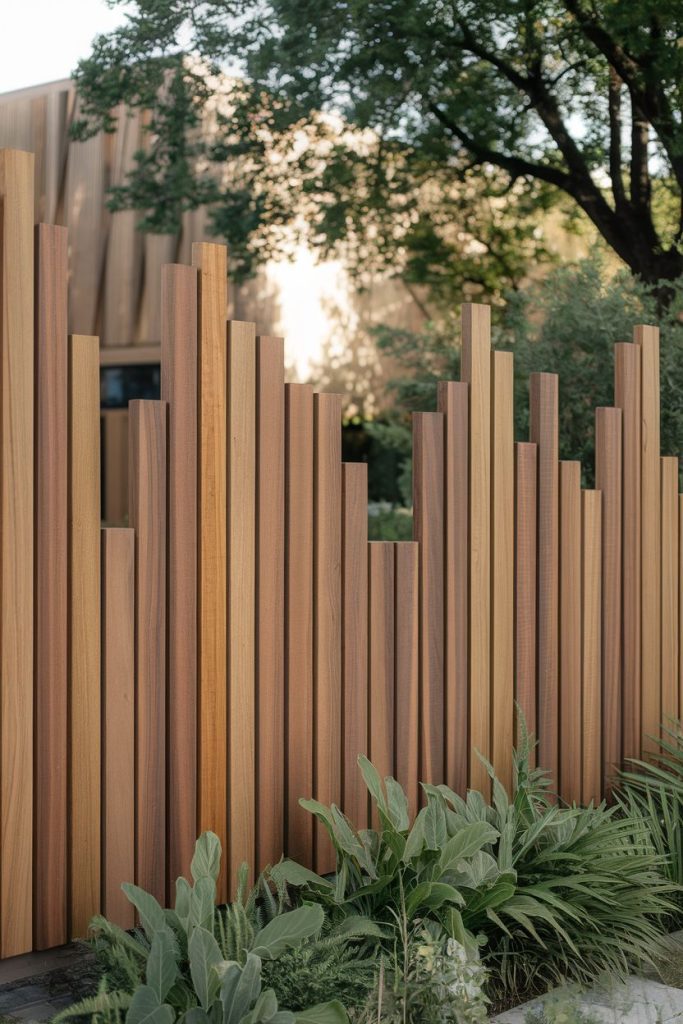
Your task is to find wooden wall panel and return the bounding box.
[395,542,419,818]
[0,149,34,956]
[436,381,468,795]
[160,264,198,891]
[101,409,129,524]
[582,490,602,804]
[65,124,105,336]
[256,336,285,867]
[342,463,369,827]
[559,462,581,805]
[661,457,679,724]
[413,412,445,787]
[129,400,167,904]
[515,443,537,755]
[101,528,135,930]
[227,321,256,893]
[368,543,395,788]
[529,373,559,782]
[34,223,68,949]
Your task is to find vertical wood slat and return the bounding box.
[529,373,560,782]
[679,497,683,719]
[342,463,369,827]
[34,223,68,949]
[68,334,101,938]
[636,324,661,752]
[0,148,34,957]
[101,528,135,930]
[129,400,167,904]
[437,381,468,796]
[256,336,285,868]
[559,461,582,805]
[413,412,445,787]
[227,321,256,893]
[661,457,679,723]
[192,243,228,902]
[313,393,342,873]
[160,264,197,893]
[582,490,602,804]
[615,343,641,760]
[368,543,395,788]
[285,384,314,863]
[101,409,129,524]
[595,408,622,792]
[395,542,419,818]
[515,443,537,756]
[491,351,514,793]
[461,304,491,791]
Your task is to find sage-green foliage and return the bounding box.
[55,833,348,1024]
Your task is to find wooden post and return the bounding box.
[515,442,537,757]
[559,461,581,804]
[661,457,679,724]
[582,490,602,804]
[368,542,395,789]
[395,542,419,817]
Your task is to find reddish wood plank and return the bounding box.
[582,490,602,804]
[661,457,679,724]
[395,542,419,818]
[129,400,167,903]
[515,442,537,759]
[160,264,197,893]
[101,409,129,524]
[101,528,135,930]
[34,223,68,949]
[368,542,395,794]
[559,461,581,805]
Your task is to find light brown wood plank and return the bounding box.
[437,381,468,795]
[460,304,490,792]
[68,334,101,938]
[395,542,419,818]
[101,528,135,930]
[161,264,198,892]
[129,400,167,904]
[661,457,679,724]
[34,222,68,949]
[342,462,369,828]
[368,543,395,794]
[582,490,602,804]
[101,409,129,525]
[515,442,537,758]
[559,461,582,805]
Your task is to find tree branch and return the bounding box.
[608,66,626,210]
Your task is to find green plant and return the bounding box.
[524,989,605,1024]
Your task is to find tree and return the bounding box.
[73,1,683,301]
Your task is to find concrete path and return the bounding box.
[494,976,683,1023]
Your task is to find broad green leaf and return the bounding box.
[358,757,387,815]
[402,808,426,863]
[251,905,324,959]
[175,877,192,932]
[190,876,217,933]
[385,778,410,832]
[294,1002,349,1023]
[220,953,262,1024]
[438,821,499,875]
[147,929,180,1003]
[123,884,168,939]
[330,807,376,878]
[189,926,222,1011]
[268,861,333,892]
[191,832,222,884]
[181,1011,212,1024]
[405,880,464,918]
[423,797,447,850]
[126,986,174,1024]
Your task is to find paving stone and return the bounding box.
[494,975,683,1023]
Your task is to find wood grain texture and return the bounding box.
[595,408,622,792]
[101,528,135,930]
[460,303,490,791]
[395,542,419,818]
[679,497,683,720]
[129,400,167,904]
[559,462,582,805]
[342,463,369,827]
[192,243,228,902]
[582,490,602,804]
[491,351,514,793]
[313,393,342,873]
[615,343,641,760]
[529,373,560,783]
[368,543,395,790]
[412,412,445,787]
[0,150,34,956]
[285,384,314,863]
[256,336,285,868]
[68,334,101,938]
[436,382,468,795]
[227,321,256,893]
[636,325,661,752]
[661,457,679,724]
[34,223,68,949]
[160,264,198,892]
[101,409,129,524]
[515,443,537,758]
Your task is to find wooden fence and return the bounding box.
[0,146,678,958]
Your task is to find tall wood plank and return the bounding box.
[461,304,490,791]
[582,490,602,804]
[436,382,468,795]
[679,497,683,720]
[515,442,537,757]
[661,457,679,724]
[101,409,129,524]
[395,542,419,818]
[101,528,135,930]
[529,373,560,782]
[129,400,167,904]
[559,461,582,805]
[491,351,514,792]
[256,336,285,868]
[227,321,256,893]
[285,384,314,863]
[636,325,661,752]
[68,334,101,938]
[595,408,622,792]
[615,343,641,760]
[342,463,369,827]
[368,543,395,787]
[161,264,197,893]
[34,223,68,949]
[192,243,228,902]
[412,412,445,786]
[313,393,342,872]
